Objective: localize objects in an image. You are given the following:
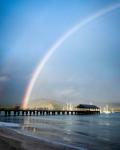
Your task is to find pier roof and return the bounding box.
[76,104,99,109]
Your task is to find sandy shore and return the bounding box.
[0,127,78,150]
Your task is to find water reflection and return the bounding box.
[0,113,120,150]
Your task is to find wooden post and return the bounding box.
[14,111,16,116]
[67,111,69,115]
[36,110,38,116]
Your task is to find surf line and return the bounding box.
[22,3,120,109]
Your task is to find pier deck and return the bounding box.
[0,109,100,116]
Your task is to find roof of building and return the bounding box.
[76,104,99,109]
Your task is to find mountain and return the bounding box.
[27,99,65,110]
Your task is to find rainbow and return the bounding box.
[22,3,120,109]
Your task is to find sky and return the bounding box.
[0,0,120,106]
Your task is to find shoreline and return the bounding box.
[0,126,82,150]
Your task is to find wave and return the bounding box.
[0,121,20,127]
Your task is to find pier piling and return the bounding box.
[0,109,100,117]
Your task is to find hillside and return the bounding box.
[27,99,65,110]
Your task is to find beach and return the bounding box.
[0,127,76,150]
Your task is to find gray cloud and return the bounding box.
[0,75,9,82]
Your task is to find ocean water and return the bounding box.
[0,113,120,150]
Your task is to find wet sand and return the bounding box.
[0,127,76,150]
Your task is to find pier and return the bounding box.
[0,109,100,116]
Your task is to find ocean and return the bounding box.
[0,113,120,150]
